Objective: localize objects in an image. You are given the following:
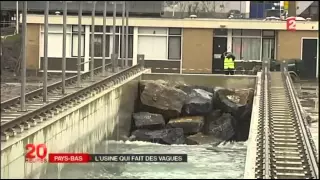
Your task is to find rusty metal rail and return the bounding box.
[1,64,143,141]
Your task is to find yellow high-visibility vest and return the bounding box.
[224,57,235,69]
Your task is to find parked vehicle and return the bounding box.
[227,10,243,19]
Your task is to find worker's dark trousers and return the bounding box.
[224,68,235,75]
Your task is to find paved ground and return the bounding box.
[1,71,72,102]
[295,80,319,157]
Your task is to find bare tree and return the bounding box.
[164,1,220,17]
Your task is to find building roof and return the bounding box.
[0,1,164,16]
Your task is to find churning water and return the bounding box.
[43,140,247,179]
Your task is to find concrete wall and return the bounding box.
[277,30,318,60]
[0,70,148,179]
[141,73,256,89]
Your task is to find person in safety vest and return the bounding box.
[223,52,235,75]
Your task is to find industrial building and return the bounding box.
[1,1,319,78]
[24,14,318,78]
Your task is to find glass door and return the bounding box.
[262,38,275,61]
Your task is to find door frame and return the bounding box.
[300,37,319,78]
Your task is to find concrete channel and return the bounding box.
[1,70,258,179]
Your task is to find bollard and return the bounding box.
[20,1,27,111]
[280,60,288,72]
[111,54,119,72]
[121,1,125,68]
[112,2,116,73]
[90,1,96,82]
[43,1,49,103]
[77,2,83,87]
[125,1,129,67]
[102,1,107,76]
[137,54,145,69]
[62,1,67,94]
[315,87,319,111]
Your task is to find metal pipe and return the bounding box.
[112,2,117,72]
[16,1,19,34]
[77,2,82,87]
[102,1,107,76]
[20,1,27,111]
[90,1,96,81]
[43,1,49,103]
[62,1,67,94]
[121,1,125,68]
[125,1,129,67]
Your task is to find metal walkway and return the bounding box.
[255,64,318,179]
[1,65,143,141]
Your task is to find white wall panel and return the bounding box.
[138,27,167,35]
[138,36,167,59]
[40,33,72,57]
[41,24,72,33]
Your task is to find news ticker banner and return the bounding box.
[48,154,188,163]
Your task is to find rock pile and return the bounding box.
[129,80,254,145]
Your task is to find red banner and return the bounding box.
[286,17,296,31]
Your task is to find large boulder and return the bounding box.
[232,104,252,141]
[132,112,165,130]
[203,109,222,134]
[139,80,168,94]
[213,88,246,117]
[231,88,255,105]
[186,132,221,145]
[129,128,185,145]
[167,116,204,135]
[176,85,215,95]
[207,113,235,141]
[182,89,213,116]
[139,81,188,120]
[129,129,152,142]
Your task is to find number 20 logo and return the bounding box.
[25,144,48,162]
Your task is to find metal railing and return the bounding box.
[13,1,131,112]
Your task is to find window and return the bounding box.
[214,29,228,37]
[40,25,73,58]
[72,25,85,57]
[168,28,181,60]
[89,26,134,58]
[262,30,275,37]
[232,29,261,61]
[137,27,182,60]
[89,34,109,57]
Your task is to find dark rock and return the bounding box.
[207,113,235,141]
[129,128,185,145]
[234,88,255,105]
[132,112,165,130]
[232,104,252,141]
[213,88,246,116]
[182,89,213,116]
[186,132,221,145]
[140,81,188,120]
[139,80,168,94]
[167,116,204,135]
[129,129,153,142]
[203,109,222,134]
[176,85,215,95]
